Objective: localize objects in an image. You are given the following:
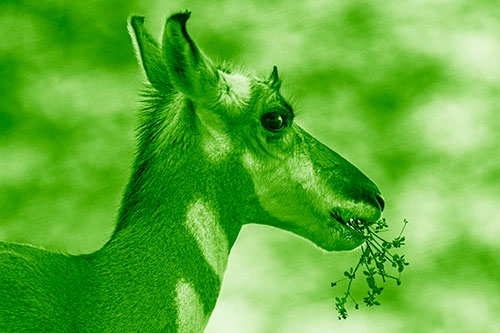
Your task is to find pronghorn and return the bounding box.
[0,12,385,332]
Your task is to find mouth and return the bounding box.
[329,212,375,233]
[325,211,378,251]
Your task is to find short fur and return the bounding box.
[0,11,384,331]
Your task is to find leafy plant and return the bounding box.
[331,218,409,320]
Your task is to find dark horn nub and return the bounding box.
[268,65,281,91]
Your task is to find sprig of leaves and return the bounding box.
[331,218,409,320]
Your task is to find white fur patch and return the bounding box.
[185,199,229,280]
[285,152,337,211]
[175,279,208,332]
[203,127,232,161]
[197,109,232,161]
[218,71,251,111]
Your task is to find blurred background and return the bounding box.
[1,0,499,331]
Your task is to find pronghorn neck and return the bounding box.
[85,93,253,330]
[114,93,245,248]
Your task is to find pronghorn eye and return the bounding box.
[261,112,286,132]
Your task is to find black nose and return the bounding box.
[375,193,385,212]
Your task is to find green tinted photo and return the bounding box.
[1,1,499,332]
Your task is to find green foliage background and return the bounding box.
[1,0,499,331]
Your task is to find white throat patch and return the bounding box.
[185,199,229,280]
[175,279,208,332]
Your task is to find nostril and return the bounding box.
[375,193,385,212]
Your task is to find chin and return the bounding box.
[303,222,365,252]
[320,238,364,252]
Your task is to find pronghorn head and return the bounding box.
[129,12,384,252]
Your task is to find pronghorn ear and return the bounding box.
[128,16,170,93]
[268,65,282,91]
[162,12,219,101]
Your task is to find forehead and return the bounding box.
[250,80,294,119]
[197,69,295,160]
